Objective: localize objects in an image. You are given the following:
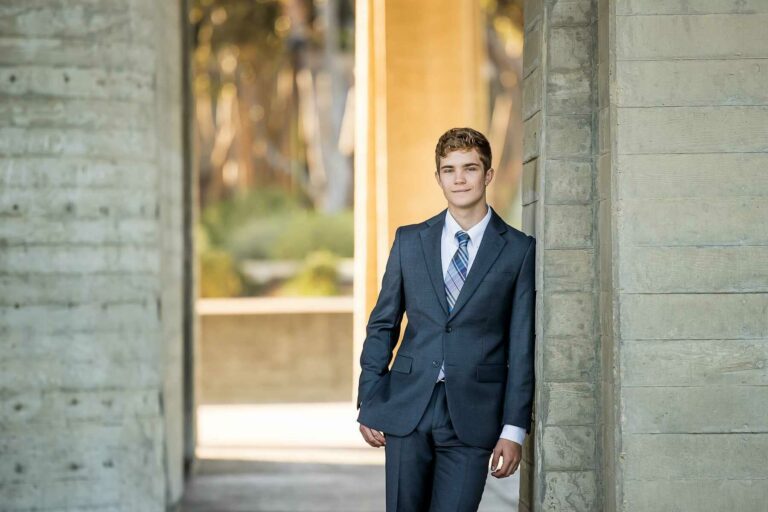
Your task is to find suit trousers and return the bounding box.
[384,380,493,512]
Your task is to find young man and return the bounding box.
[356,127,536,511]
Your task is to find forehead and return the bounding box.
[438,148,482,167]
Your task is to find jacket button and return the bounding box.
[445,326,452,332]
[432,360,439,367]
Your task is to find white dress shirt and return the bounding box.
[440,204,526,446]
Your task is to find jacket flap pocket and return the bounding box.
[476,363,507,382]
[392,355,413,374]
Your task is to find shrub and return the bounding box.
[274,249,340,296]
[226,209,353,260]
[198,248,243,298]
[200,186,305,248]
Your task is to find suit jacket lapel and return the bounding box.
[447,208,507,321]
[420,208,450,316]
[419,206,508,321]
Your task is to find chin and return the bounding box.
[447,200,474,210]
[455,196,481,207]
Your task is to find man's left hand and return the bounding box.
[490,438,522,478]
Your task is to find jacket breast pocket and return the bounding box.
[476,363,507,382]
[391,354,413,374]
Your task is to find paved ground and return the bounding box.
[180,403,519,511]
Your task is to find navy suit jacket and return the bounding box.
[356,205,536,450]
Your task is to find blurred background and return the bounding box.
[188,1,526,509]
[192,0,525,301]
[193,0,357,300]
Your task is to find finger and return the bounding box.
[364,427,384,447]
[501,454,515,476]
[494,449,513,476]
[371,429,386,445]
[360,426,378,447]
[492,454,504,474]
[490,450,501,472]
[505,456,521,477]
[369,430,383,446]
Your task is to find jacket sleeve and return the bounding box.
[356,226,406,410]
[503,236,536,430]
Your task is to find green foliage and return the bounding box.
[197,188,353,297]
[201,188,353,261]
[275,250,340,296]
[230,209,353,260]
[199,247,244,298]
[200,186,305,248]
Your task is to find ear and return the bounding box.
[485,167,495,185]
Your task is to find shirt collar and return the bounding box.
[444,204,492,244]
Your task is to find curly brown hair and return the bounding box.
[434,127,492,173]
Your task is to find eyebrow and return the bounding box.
[440,162,480,170]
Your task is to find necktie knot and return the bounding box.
[455,230,470,247]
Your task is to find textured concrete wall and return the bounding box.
[522,1,601,510]
[526,0,768,511]
[606,1,768,511]
[0,1,184,510]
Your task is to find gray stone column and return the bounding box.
[0,1,185,510]
[601,1,768,511]
[522,1,600,510]
[525,1,768,511]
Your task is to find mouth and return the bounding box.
[453,189,470,193]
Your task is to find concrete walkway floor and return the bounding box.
[180,402,519,511]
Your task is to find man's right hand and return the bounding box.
[359,422,386,448]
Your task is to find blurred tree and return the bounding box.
[483,0,526,222]
[190,0,355,212]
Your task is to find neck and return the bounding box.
[447,201,489,231]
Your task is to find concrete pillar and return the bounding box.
[0,1,185,509]
[353,0,487,390]
[526,1,768,511]
[522,0,600,510]
[601,1,768,511]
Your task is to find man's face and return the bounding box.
[435,148,493,209]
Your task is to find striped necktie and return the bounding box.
[437,230,470,381]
